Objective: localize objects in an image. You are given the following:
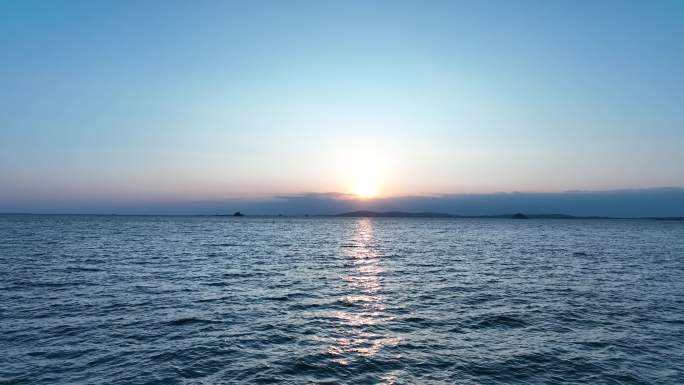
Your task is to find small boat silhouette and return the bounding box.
[233,212,244,217]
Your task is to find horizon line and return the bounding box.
[2,211,683,220]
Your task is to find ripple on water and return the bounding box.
[1,215,683,384]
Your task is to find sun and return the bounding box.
[352,175,379,199]
[337,148,386,199]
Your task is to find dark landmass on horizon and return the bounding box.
[333,210,684,220]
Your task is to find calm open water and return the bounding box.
[1,215,683,384]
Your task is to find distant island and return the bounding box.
[213,212,245,217]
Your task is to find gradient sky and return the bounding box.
[1,1,683,211]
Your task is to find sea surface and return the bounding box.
[1,215,683,384]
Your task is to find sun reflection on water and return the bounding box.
[326,219,402,368]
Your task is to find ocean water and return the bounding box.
[1,215,683,384]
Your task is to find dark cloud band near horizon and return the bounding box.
[2,187,683,218]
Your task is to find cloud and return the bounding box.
[2,187,683,217]
[272,192,356,200]
[261,187,684,217]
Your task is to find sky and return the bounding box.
[1,1,683,214]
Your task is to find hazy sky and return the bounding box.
[1,1,683,210]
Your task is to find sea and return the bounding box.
[1,215,683,384]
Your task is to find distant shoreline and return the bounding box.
[332,210,684,220]
[1,211,683,221]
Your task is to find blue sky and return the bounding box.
[1,1,683,213]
